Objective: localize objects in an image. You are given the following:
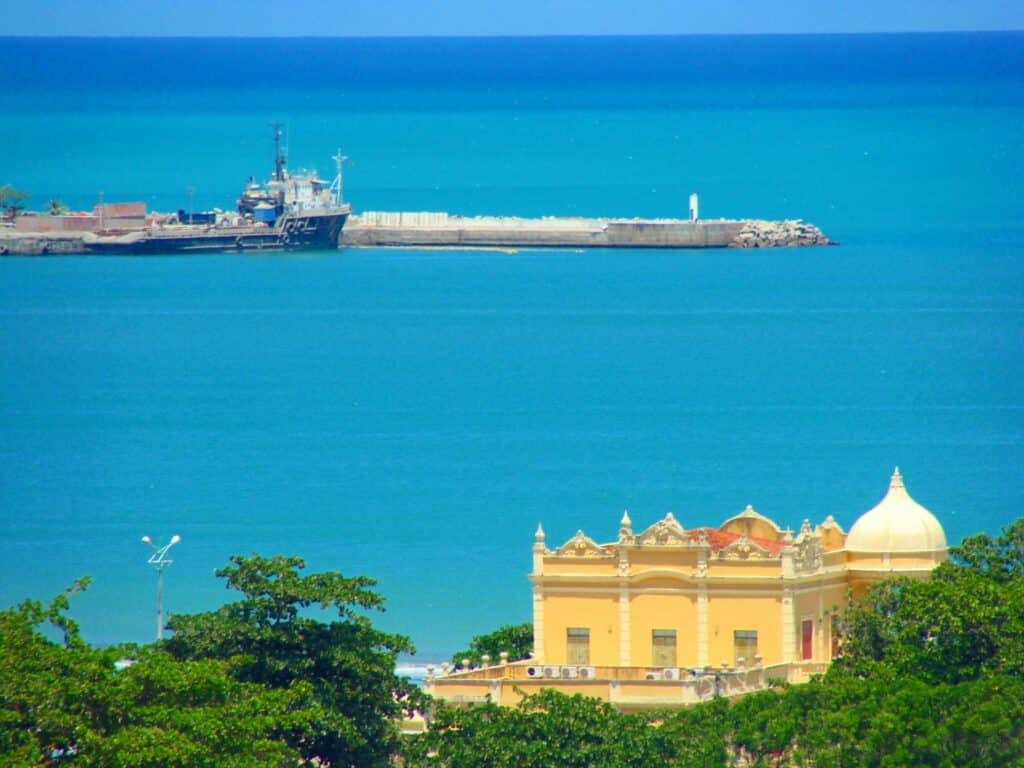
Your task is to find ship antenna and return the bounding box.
[330,148,349,207]
[271,122,286,182]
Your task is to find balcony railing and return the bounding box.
[430,659,829,684]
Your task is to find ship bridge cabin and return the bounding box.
[424,469,948,710]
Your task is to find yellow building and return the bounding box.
[425,469,948,709]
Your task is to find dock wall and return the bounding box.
[0,232,87,255]
[342,213,828,249]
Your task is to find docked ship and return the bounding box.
[81,127,350,255]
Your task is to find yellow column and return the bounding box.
[696,535,710,667]
[781,535,796,662]
[617,513,633,667]
[619,584,631,666]
[533,588,544,663]
[532,524,546,663]
[697,584,708,667]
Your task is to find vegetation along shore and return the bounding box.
[2,520,1022,767]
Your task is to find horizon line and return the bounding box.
[3,29,1023,41]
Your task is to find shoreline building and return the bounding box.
[424,469,947,710]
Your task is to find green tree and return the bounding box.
[449,622,533,668]
[48,198,69,215]
[0,580,316,768]
[946,517,1024,584]
[165,553,426,768]
[0,184,30,219]
[403,690,677,768]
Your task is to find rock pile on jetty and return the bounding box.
[730,219,830,248]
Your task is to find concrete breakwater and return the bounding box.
[0,231,89,256]
[342,212,831,249]
[0,213,830,255]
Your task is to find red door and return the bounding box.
[801,619,814,660]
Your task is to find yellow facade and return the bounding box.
[426,469,948,709]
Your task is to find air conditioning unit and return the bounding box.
[644,670,662,680]
[662,667,682,681]
[578,666,598,679]
[542,665,561,678]
[526,665,543,678]
[560,666,579,679]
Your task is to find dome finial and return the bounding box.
[620,509,631,528]
[535,522,545,542]
[890,467,904,490]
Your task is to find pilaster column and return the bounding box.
[696,533,710,668]
[532,587,544,664]
[781,587,796,662]
[696,583,709,667]
[781,531,796,663]
[619,583,631,666]
[617,513,634,667]
[532,524,547,663]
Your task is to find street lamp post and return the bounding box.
[141,534,181,641]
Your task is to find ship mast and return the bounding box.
[271,122,287,182]
[330,148,348,207]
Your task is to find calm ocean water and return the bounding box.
[1,34,1022,659]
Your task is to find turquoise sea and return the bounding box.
[1,34,1022,660]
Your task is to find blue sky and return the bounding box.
[7,0,1024,36]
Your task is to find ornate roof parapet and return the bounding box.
[636,512,689,546]
[717,532,773,560]
[618,510,635,544]
[720,504,784,541]
[815,514,846,551]
[555,529,613,558]
[793,518,823,573]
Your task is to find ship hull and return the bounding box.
[82,210,348,255]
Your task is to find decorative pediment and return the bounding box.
[718,533,773,560]
[794,519,823,572]
[637,513,688,546]
[555,529,612,558]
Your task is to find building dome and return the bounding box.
[845,469,947,553]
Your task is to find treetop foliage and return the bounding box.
[1,553,424,768]
[449,622,533,668]
[0,582,314,768]
[166,553,425,768]
[0,183,30,218]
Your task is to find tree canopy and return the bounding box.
[0,184,29,219]
[1,554,426,768]
[165,553,426,768]
[449,622,533,669]
[0,579,315,768]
